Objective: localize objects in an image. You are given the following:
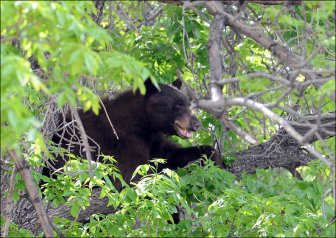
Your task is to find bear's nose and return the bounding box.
[191,117,202,131]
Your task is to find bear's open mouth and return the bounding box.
[174,121,193,139]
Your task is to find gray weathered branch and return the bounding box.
[208,4,226,101]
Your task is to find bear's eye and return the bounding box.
[175,101,184,109]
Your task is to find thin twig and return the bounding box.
[176,69,200,101]
[302,144,332,168]
[220,115,258,145]
[216,72,289,86]
[69,106,94,178]
[47,214,66,238]
[98,96,119,140]
[2,166,17,237]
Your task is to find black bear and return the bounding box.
[47,78,222,190]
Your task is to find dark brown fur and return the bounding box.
[46,79,222,190]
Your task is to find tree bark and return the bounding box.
[208,8,225,101]
[91,0,106,25]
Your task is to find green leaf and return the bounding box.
[12,191,20,202]
[70,203,80,218]
[126,188,137,202]
[57,92,67,107]
[16,180,26,192]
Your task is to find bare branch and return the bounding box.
[69,106,94,178]
[8,150,54,237]
[111,2,138,32]
[198,97,305,143]
[47,213,66,238]
[208,4,226,101]
[216,77,239,85]
[183,1,206,9]
[303,144,332,168]
[203,1,318,80]
[220,115,258,145]
[97,96,119,140]
[289,112,335,143]
[217,72,289,86]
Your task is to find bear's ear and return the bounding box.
[144,77,159,94]
[172,78,182,90]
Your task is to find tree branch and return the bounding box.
[8,150,54,237]
[69,106,94,178]
[202,1,317,80]
[208,4,226,101]
[220,114,258,145]
[91,0,106,25]
[198,97,305,143]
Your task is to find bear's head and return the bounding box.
[144,78,201,138]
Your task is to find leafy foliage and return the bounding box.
[1,1,335,237]
[5,160,333,237]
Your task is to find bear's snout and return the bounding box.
[191,116,201,131]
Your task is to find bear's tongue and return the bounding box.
[179,128,192,138]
